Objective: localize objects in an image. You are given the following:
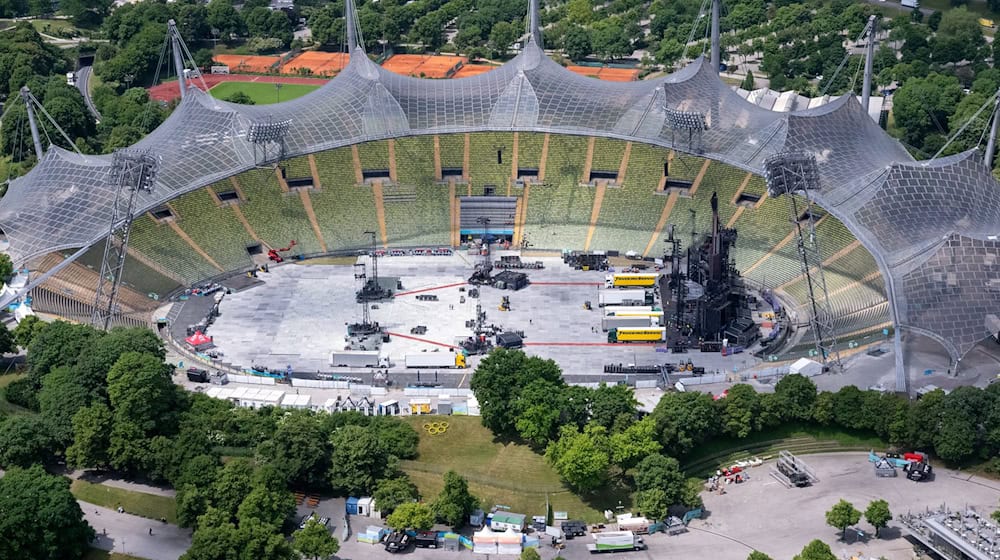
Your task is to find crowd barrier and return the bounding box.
[676,373,727,386]
[292,379,352,389]
[635,380,659,388]
[403,387,473,397]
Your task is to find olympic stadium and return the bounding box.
[0,0,997,393]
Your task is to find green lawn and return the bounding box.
[681,422,887,477]
[84,549,147,560]
[399,416,629,523]
[0,373,34,417]
[70,479,177,525]
[209,81,320,105]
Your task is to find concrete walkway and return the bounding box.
[69,470,176,498]
[84,502,192,560]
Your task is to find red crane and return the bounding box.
[267,240,297,263]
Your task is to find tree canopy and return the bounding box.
[386,502,435,530]
[293,518,340,560]
[825,499,861,538]
[864,499,892,537]
[0,465,95,560]
[432,470,480,528]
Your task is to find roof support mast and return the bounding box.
[19,87,44,161]
[528,0,544,47]
[985,88,1000,170]
[710,0,721,73]
[861,15,877,113]
[168,20,187,100]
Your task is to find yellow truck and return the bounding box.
[979,18,995,28]
[607,327,666,343]
[605,273,659,288]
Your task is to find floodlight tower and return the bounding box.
[664,107,708,153]
[763,151,841,367]
[92,149,159,330]
[19,87,44,161]
[247,117,292,167]
[861,15,878,113]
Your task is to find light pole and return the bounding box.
[275,82,283,103]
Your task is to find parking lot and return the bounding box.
[331,453,1000,560]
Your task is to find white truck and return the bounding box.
[586,531,646,554]
[330,350,385,368]
[901,0,918,8]
[404,352,466,368]
[601,316,653,332]
[598,289,649,307]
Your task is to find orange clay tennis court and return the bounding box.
[213,54,282,74]
[381,54,466,78]
[566,65,640,82]
[451,64,497,78]
[283,51,350,77]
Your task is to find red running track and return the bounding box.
[147,74,331,102]
[523,341,661,346]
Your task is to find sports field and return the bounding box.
[209,81,320,104]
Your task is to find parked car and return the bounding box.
[384,531,411,553]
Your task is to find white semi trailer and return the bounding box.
[330,351,385,368]
[597,289,649,307]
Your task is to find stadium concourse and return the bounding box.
[0,0,997,395]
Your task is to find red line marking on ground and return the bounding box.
[386,331,460,349]
[523,341,660,347]
[395,282,468,297]
[529,282,604,286]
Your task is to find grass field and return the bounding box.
[399,416,629,523]
[0,373,34,417]
[209,81,320,105]
[70,479,178,525]
[84,550,146,560]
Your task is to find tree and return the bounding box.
[37,366,92,446]
[520,548,542,560]
[257,410,331,488]
[609,416,661,470]
[719,384,761,438]
[564,25,592,60]
[793,539,836,560]
[892,73,962,150]
[210,458,255,520]
[633,454,685,505]
[651,391,719,457]
[590,383,638,430]
[237,487,296,530]
[773,374,817,422]
[489,21,519,57]
[0,252,12,282]
[374,476,420,516]
[825,499,861,538]
[26,320,99,381]
[864,499,892,537]
[545,424,610,493]
[0,415,54,467]
[591,19,631,60]
[0,465,94,560]
[177,484,211,529]
[65,403,113,470]
[635,487,669,520]
[182,518,296,560]
[12,315,44,349]
[76,327,165,401]
[328,424,397,496]
[741,71,756,91]
[471,349,562,438]
[432,470,479,528]
[386,502,434,530]
[747,552,773,560]
[205,0,243,40]
[293,518,340,560]
[107,351,181,473]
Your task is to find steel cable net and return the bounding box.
[0,39,997,361]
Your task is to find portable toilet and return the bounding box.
[346,497,360,515]
[410,398,431,415]
[357,496,380,518]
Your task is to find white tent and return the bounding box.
[789,358,823,377]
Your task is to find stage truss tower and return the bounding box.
[763,151,841,367]
[91,149,159,330]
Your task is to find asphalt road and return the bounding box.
[76,65,102,123]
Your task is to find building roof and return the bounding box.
[0,0,997,373]
[492,512,526,524]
